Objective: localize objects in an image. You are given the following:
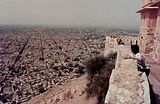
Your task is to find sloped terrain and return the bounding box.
[23,75,97,104]
[0,27,138,103]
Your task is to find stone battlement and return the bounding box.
[104,35,139,56]
[104,36,150,104]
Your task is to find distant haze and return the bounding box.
[0,0,140,29]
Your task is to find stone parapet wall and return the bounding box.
[104,45,150,104]
[105,35,139,46]
[104,35,139,56]
[115,35,139,45]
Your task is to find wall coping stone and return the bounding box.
[104,45,150,104]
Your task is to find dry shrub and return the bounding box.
[85,52,117,104]
[85,55,105,80]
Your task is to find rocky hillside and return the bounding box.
[23,75,97,104]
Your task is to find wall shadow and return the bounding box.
[149,82,160,104]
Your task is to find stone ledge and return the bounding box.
[105,45,150,104]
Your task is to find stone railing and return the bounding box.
[104,36,150,104]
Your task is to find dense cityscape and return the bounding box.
[0,26,138,103]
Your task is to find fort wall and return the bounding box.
[104,36,150,104]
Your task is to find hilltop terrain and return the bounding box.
[0,27,138,103]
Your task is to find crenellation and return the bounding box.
[105,35,139,50]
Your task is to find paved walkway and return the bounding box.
[145,56,160,104]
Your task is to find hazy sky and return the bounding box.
[0,0,141,28]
